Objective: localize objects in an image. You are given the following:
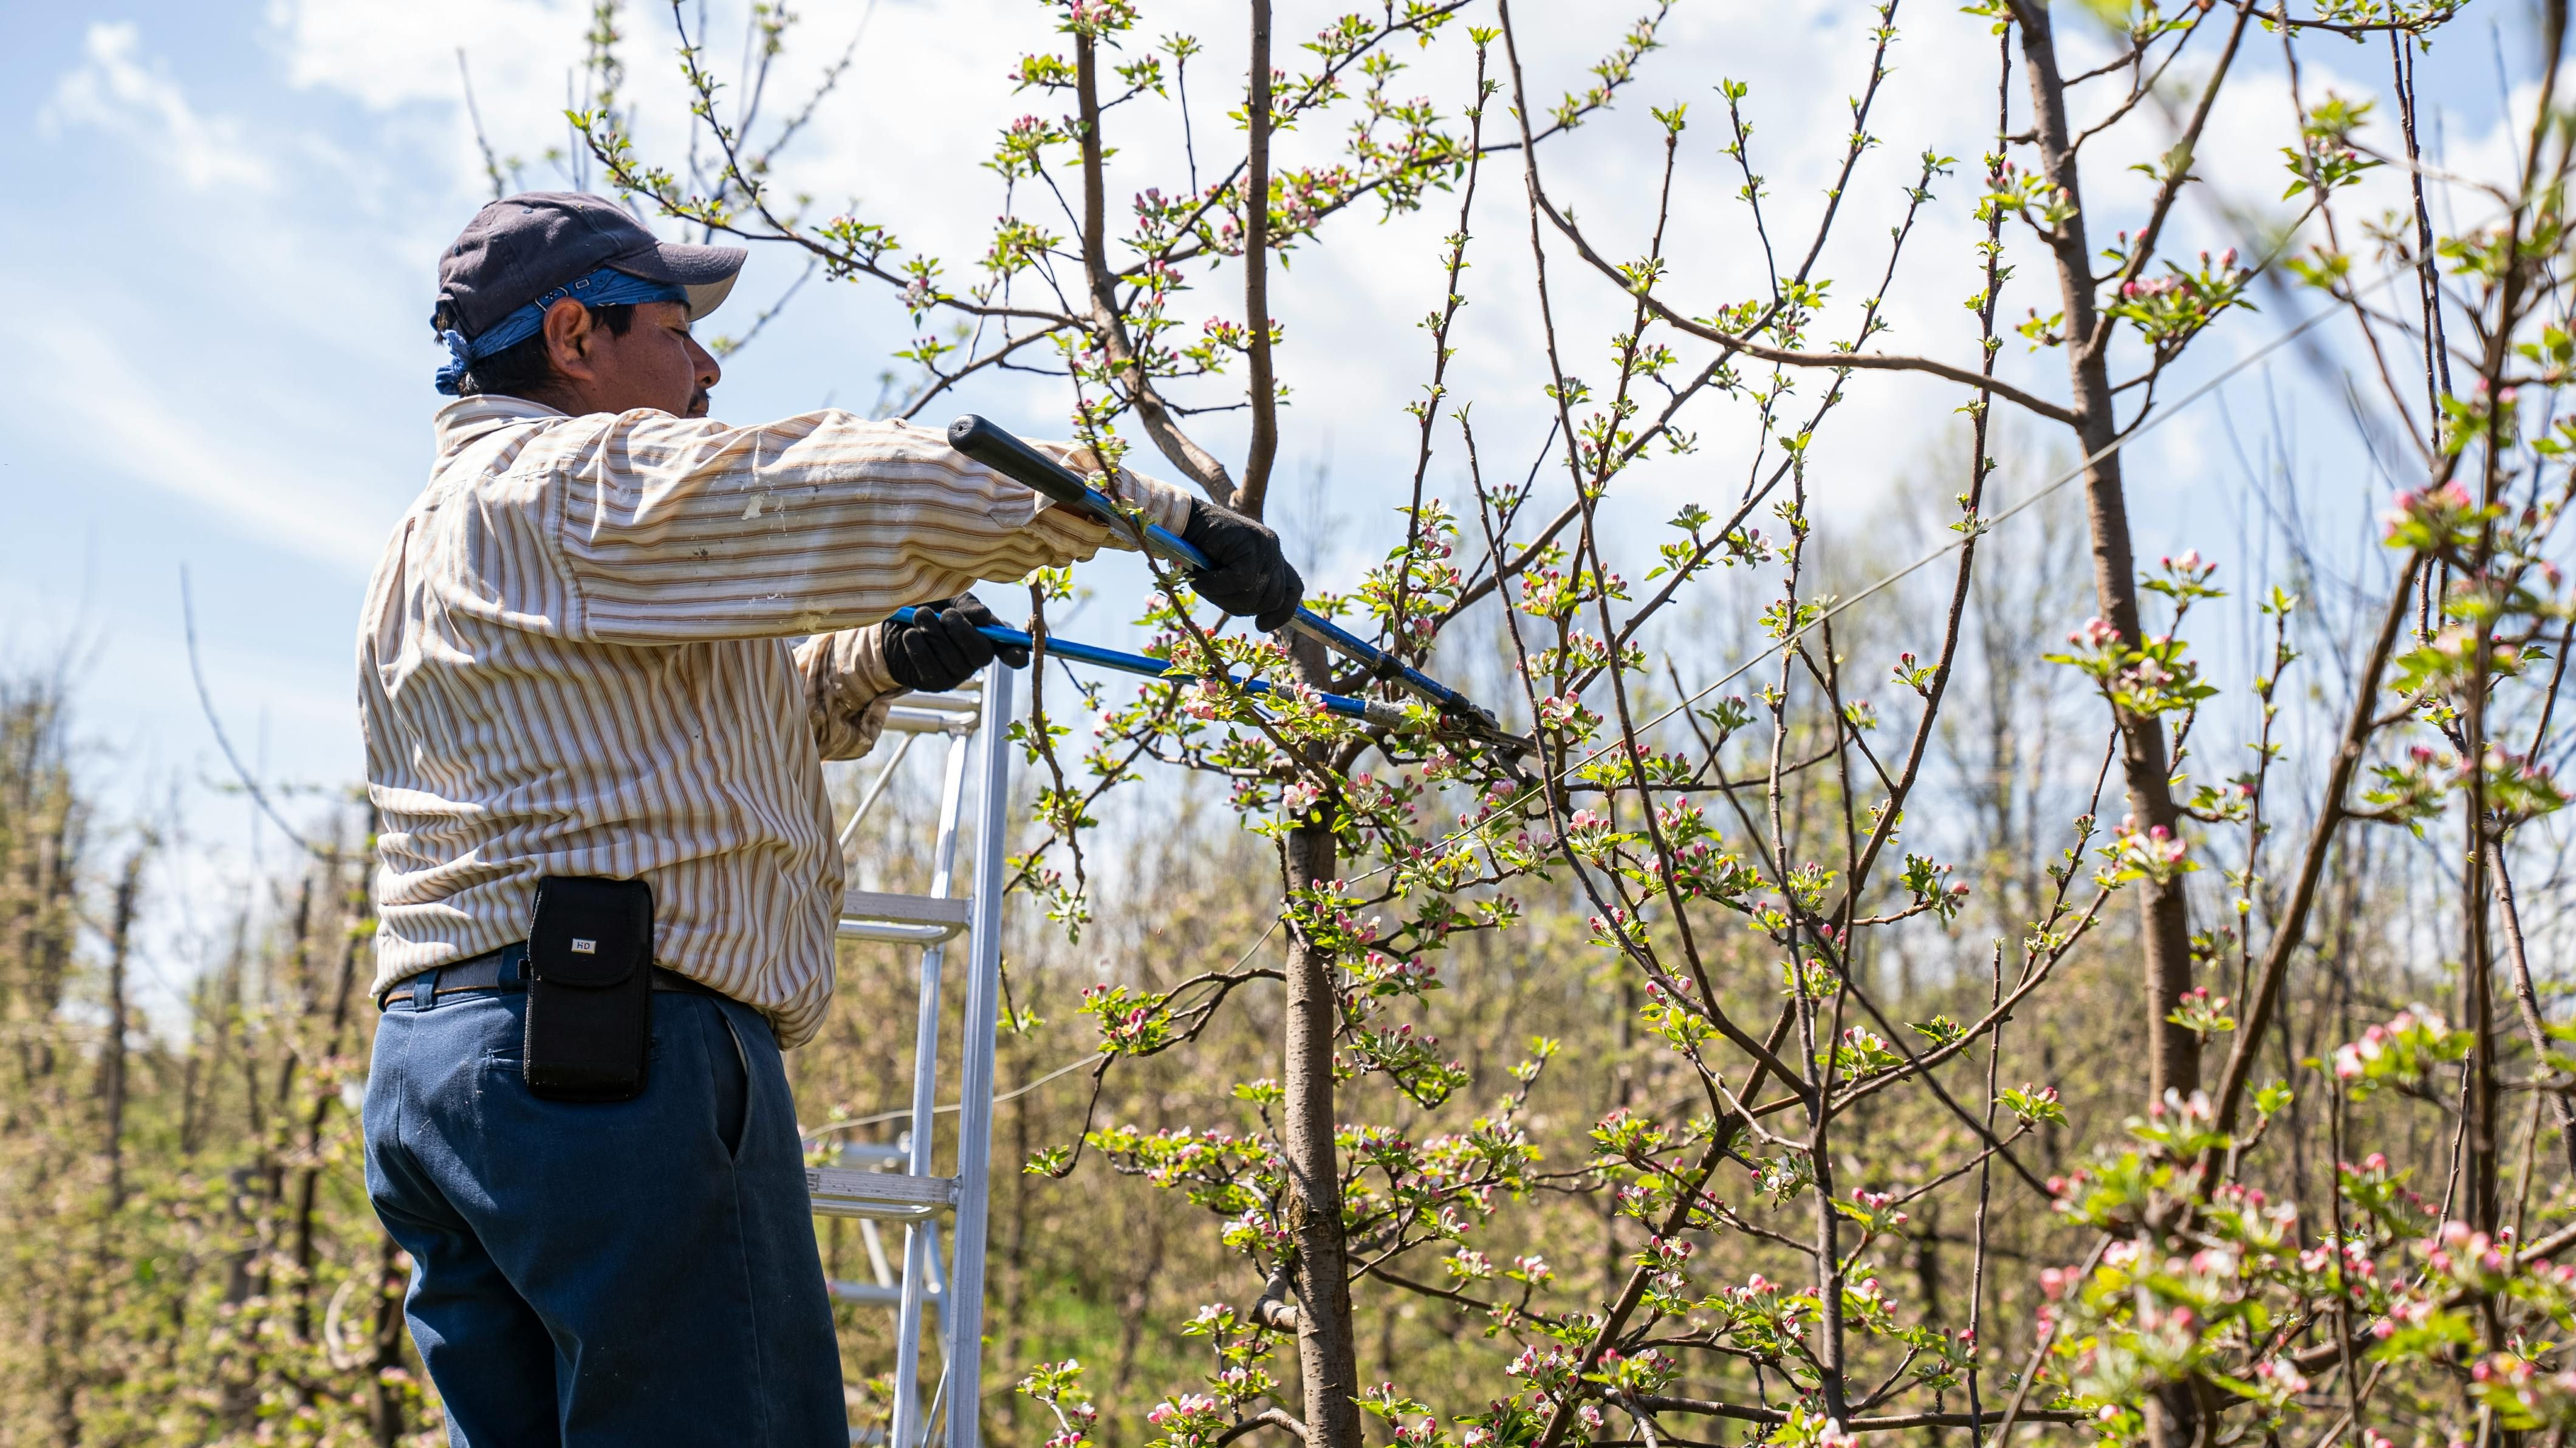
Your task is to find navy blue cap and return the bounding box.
[433,191,745,340]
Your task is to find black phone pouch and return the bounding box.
[524,875,655,1101]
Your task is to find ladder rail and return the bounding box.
[944,664,1013,1448]
[818,679,1009,1448]
[889,725,977,1448]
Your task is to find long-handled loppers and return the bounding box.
[948,412,1515,747]
[944,415,1529,757]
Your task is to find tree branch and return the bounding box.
[1521,183,2077,425]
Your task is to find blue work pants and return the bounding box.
[363,969,845,1446]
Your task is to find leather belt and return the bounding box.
[378,941,724,1011]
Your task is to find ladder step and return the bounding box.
[839,890,971,945]
[899,690,982,714]
[809,1166,959,1221]
[896,685,973,711]
[842,889,973,927]
[837,919,959,944]
[883,705,979,735]
[829,1278,933,1306]
[879,691,979,736]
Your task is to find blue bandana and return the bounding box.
[434,265,691,395]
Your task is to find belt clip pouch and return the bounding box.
[523,875,655,1101]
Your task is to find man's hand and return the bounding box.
[877,594,1030,694]
[1180,500,1306,632]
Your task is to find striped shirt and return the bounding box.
[359,394,1191,1047]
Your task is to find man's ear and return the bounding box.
[541,297,599,381]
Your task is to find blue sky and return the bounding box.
[0,0,2544,987]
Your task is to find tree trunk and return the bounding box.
[1282,629,1362,1448]
[2012,3,2198,1107]
[369,1232,409,1447]
[2461,681,2501,1233]
[2013,12,2201,1444]
[295,841,372,1342]
[100,847,143,1211]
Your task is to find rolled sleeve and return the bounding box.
[794,625,905,761]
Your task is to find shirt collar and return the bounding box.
[432,393,569,464]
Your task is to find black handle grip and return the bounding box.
[948,414,1218,573]
[948,414,1095,512]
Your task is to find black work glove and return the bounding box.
[878,593,1029,694]
[1180,499,1305,632]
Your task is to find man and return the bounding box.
[358,192,1301,1444]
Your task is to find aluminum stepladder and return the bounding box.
[807,664,1015,1448]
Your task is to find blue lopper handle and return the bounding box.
[890,606,1403,728]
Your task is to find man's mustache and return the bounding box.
[688,388,711,417]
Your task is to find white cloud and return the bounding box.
[41,21,276,193]
[15,317,391,570]
[262,0,622,207]
[267,0,591,109]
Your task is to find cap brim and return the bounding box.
[609,240,747,322]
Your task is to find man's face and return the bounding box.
[541,297,721,418]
